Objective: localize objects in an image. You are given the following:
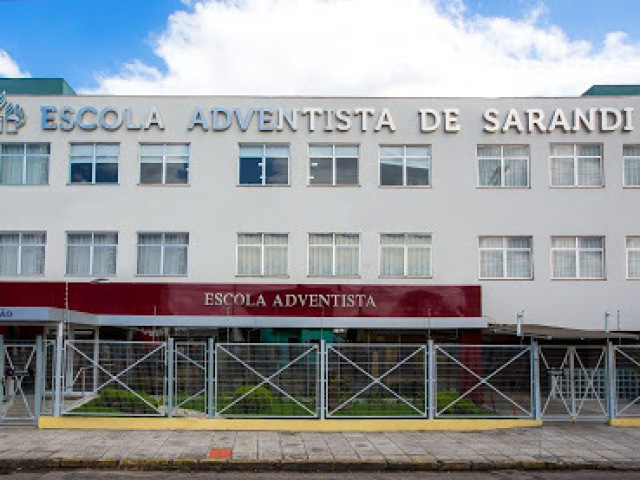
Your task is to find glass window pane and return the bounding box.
[335,247,358,276]
[479,159,502,186]
[20,246,44,275]
[309,145,332,157]
[95,163,118,183]
[381,247,404,276]
[504,158,528,187]
[407,234,431,245]
[553,250,576,278]
[165,162,189,184]
[70,144,93,155]
[1,157,23,184]
[68,233,92,245]
[140,144,164,155]
[2,144,24,155]
[405,146,430,157]
[140,155,163,164]
[579,250,603,278]
[481,250,504,278]
[239,145,263,156]
[335,157,358,185]
[0,234,20,245]
[264,246,287,276]
[265,234,287,245]
[27,144,50,155]
[381,234,404,245]
[138,245,161,275]
[507,237,531,248]
[238,246,261,275]
[380,146,403,156]
[406,158,429,186]
[165,233,188,245]
[336,234,359,245]
[94,233,118,245]
[239,157,262,185]
[309,158,332,184]
[477,145,501,157]
[138,233,162,245]
[309,233,332,245]
[579,237,603,248]
[480,237,503,248]
[93,246,117,275]
[624,158,640,186]
[140,163,163,184]
[165,144,189,155]
[628,250,640,278]
[380,157,403,186]
[163,246,187,275]
[552,237,575,248]
[335,145,358,157]
[503,145,529,157]
[25,156,48,184]
[0,246,19,275]
[22,233,45,244]
[577,157,602,185]
[551,158,574,186]
[238,233,262,245]
[309,246,332,276]
[265,145,289,157]
[627,237,640,249]
[506,250,531,278]
[96,144,119,156]
[551,144,574,156]
[623,145,640,157]
[70,163,93,183]
[578,144,601,156]
[407,247,431,276]
[66,245,90,275]
[265,157,288,185]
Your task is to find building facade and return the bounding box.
[1,80,640,340]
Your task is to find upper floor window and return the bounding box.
[70,143,119,184]
[0,232,45,275]
[238,144,289,186]
[137,232,188,276]
[627,237,640,279]
[379,145,431,187]
[309,233,359,277]
[478,145,529,188]
[550,144,603,187]
[551,236,604,279]
[380,233,432,277]
[1,143,49,185]
[309,145,359,186]
[66,232,117,276]
[140,144,189,185]
[237,233,288,277]
[479,236,532,279]
[623,145,640,187]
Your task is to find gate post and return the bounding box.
[34,336,43,422]
[53,322,64,417]
[167,338,174,419]
[427,339,435,420]
[320,339,326,420]
[207,338,215,419]
[530,338,541,420]
[0,335,4,417]
[606,340,616,421]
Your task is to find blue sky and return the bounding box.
[1,0,640,96]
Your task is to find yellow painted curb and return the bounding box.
[38,416,541,432]
[608,418,640,428]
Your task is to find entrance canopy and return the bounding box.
[488,324,638,341]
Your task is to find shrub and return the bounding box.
[70,387,159,415]
[233,385,273,414]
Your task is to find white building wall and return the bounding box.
[1,95,639,330]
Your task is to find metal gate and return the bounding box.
[614,346,640,418]
[215,343,319,417]
[0,338,45,426]
[326,344,427,418]
[539,346,608,420]
[172,341,209,417]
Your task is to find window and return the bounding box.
[551,236,604,279]
[238,144,289,185]
[70,143,119,184]
[309,233,359,277]
[380,233,432,277]
[627,237,640,279]
[0,143,49,185]
[66,232,117,276]
[0,232,45,275]
[237,233,288,276]
[137,233,188,276]
[623,145,640,187]
[309,145,359,186]
[379,145,430,186]
[550,144,603,187]
[140,144,189,185]
[479,237,532,279]
[478,145,529,188]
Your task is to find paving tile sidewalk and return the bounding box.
[0,424,639,471]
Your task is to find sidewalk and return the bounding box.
[0,424,639,472]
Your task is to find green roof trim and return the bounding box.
[583,85,640,96]
[0,78,75,95]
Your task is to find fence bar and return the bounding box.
[214,343,219,417]
[207,338,215,419]
[52,322,64,417]
[34,336,43,422]
[427,339,435,420]
[606,340,616,420]
[0,335,4,419]
[167,338,174,418]
[531,339,540,420]
[320,339,326,419]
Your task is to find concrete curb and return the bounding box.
[1,458,640,473]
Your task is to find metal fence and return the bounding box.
[6,336,640,423]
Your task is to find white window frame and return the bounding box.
[549,143,604,187]
[0,143,50,185]
[478,236,533,280]
[308,233,360,277]
[626,236,640,280]
[139,143,190,185]
[550,236,605,280]
[477,144,530,188]
[623,145,640,188]
[0,231,46,276]
[378,145,431,187]
[236,232,289,277]
[308,144,360,186]
[136,232,189,276]
[237,144,290,186]
[379,233,433,278]
[65,232,118,277]
[69,143,119,184]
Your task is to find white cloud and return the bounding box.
[86,0,640,96]
[0,49,30,78]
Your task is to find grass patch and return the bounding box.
[68,388,160,415]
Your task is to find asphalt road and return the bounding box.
[0,471,638,479]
